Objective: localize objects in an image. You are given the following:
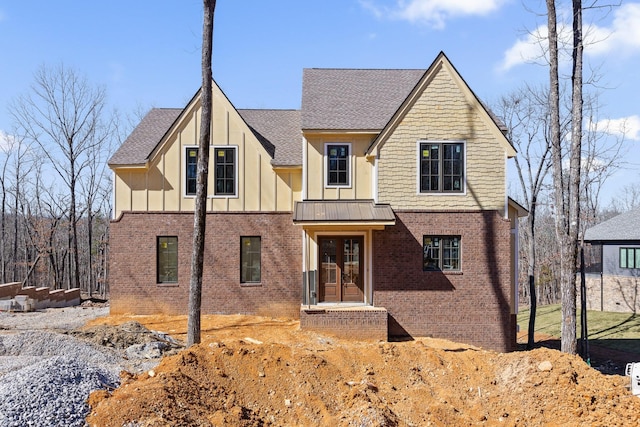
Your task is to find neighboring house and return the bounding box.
[583,207,640,313]
[108,52,526,352]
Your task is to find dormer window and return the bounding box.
[325,143,351,187]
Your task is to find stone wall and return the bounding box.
[584,273,640,313]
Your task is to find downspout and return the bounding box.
[306,230,311,309]
[111,170,116,220]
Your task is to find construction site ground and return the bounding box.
[85,313,640,426]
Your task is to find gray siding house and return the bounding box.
[584,207,640,313]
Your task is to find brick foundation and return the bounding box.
[109,211,302,318]
[372,210,516,352]
[300,307,388,341]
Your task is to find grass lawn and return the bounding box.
[518,304,640,355]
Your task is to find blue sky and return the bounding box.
[0,0,638,205]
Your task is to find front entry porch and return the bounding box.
[299,305,388,341]
[293,200,395,341]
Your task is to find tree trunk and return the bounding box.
[560,0,583,355]
[12,164,19,282]
[187,0,216,347]
[527,202,537,349]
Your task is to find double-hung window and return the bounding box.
[423,236,461,271]
[620,247,640,269]
[419,141,464,193]
[157,236,178,283]
[326,144,350,187]
[185,147,198,196]
[214,147,237,196]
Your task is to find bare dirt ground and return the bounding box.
[85,313,640,426]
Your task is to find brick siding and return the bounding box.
[300,307,388,341]
[372,210,516,352]
[109,211,302,318]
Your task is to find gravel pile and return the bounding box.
[0,306,160,427]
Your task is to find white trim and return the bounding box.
[415,140,467,196]
[302,136,308,200]
[324,142,353,189]
[504,153,509,219]
[111,170,116,220]
[372,155,379,203]
[211,145,239,199]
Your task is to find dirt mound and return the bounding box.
[69,321,183,360]
[86,315,640,426]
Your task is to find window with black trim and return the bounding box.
[186,147,198,196]
[215,147,236,196]
[241,236,261,283]
[157,236,178,283]
[620,247,640,269]
[423,236,460,271]
[326,144,350,186]
[419,142,464,193]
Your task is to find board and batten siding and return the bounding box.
[377,62,507,211]
[113,86,302,218]
[304,133,375,201]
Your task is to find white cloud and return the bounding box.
[0,130,15,151]
[499,2,640,71]
[591,115,640,141]
[586,3,640,56]
[360,0,507,29]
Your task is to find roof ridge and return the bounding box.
[304,67,425,71]
[237,108,300,112]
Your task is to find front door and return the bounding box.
[319,236,364,303]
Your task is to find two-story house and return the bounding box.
[108,52,526,352]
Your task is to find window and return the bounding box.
[326,144,350,187]
[214,147,237,196]
[419,141,464,193]
[620,247,640,269]
[157,236,178,283]
[423,236,460,271]
[185,147,198,196]
[241,236,261,283]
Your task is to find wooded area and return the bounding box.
[1,64,116,297]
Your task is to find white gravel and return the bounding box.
[0,306,155,427]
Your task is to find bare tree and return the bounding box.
[188,0,216,347]
[610,182,640,212]
[546,0,583,354]
[10,64,111,290]
[497,85,553,349]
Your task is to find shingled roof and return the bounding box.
[584,207,640,242]
[238,109,301,166]
[110,58,509,168]
[301,68,425,131]
[108,108,182,166]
